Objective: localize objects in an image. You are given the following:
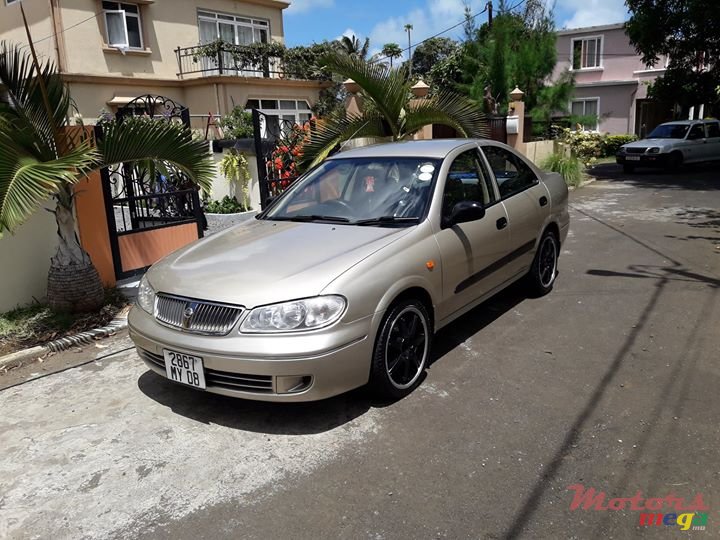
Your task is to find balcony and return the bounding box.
[175,41,331,82]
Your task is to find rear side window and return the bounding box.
[706,122,720,138]
[687,124,705,140]
[481,146,538,199]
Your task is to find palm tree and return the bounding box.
[300,53,489,168]
[339,35,370,59]
[0,41,214,312]
[381,43,404,68]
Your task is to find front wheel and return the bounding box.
[369,299,432,400]
[527,231,559,296]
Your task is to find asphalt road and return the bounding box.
[1,163,719,539]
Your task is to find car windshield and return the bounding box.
[647,124,689,139]
[261,157,441,225]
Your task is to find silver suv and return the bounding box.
[616,120,720,173]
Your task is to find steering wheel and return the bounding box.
[322,199,353,215]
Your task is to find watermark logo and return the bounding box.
[567,484,709,531]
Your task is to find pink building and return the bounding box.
[554,23,671,136]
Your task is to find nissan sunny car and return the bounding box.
[129,139,569,401]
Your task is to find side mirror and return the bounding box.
[442,201,485,228]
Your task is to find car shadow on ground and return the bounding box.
[137,280,531,435]
[586,162,720,191]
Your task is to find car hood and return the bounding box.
[622,138,680,149]
[146,219,411,307]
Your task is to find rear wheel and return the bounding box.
[623,164,635,174]
[369,298,431,400]
[527,230,559,296]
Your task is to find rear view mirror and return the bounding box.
[443,201,485,228]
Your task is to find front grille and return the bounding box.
[138,349,274,393]
[155,294,243,335]
[625,147,647,154]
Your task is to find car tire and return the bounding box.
[527,230,559,296]
[669,151,683,170]
[623,164,635,174]
[369,298,432,400]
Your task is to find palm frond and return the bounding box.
[98,118,215,193]
[321,53,410,137]
[0,133,97,234]
[301,112,387,169]
[0,41,71,160]
[405,91,489,138]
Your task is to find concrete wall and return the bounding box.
[572,84,638,134]
[524,140,555,167]
[0,205,57,312]
[210,143,262,211]
[0,1,57,64]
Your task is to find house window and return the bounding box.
[245,99,311,137]
[570,98,599,131]
[197,10,269,45]
[572,36,602,70]
[102,2,143,49]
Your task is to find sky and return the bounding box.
[283,0,630,53]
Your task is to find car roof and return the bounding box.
[327,138,508,160]
[661,119,717,126]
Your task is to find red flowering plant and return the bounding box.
[266,121,311,197]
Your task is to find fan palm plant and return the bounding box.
[300,53,489,168]
[0,41,214,312]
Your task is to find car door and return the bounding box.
[479,144,549,277]
[433,148,510,322]
[704,122,720,161]
[683,124,706,162]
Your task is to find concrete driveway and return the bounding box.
[1,163,719,539]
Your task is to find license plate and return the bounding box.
[626,156,640,161]
[163,350,206,389]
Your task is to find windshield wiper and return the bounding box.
[353,216,420,226]
[281,214,351,223]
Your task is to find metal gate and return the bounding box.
[252,108,311,209]
[98,95,204,281]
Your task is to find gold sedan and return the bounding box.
[129,139,569,401]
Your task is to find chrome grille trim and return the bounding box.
[137,349,274,393]
[155,294,243,335]
[625,147,647,154]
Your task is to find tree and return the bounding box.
[457,1,562,115]
[626,0,720,113]
[339,35,370,59]
[300,53,488,168]
[410,37,459,79]
[0,42,214,312]
[381,43,403,68]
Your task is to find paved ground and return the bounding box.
[1,163,719,539]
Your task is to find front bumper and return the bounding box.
[616,152,671,167]
[128,306,375,402]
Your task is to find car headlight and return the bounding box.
[240,295,346,333]
[137,275,156,314]
[648,147,661,154]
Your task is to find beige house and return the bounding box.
[0,0,329,131]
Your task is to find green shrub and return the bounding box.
[601,134,637,156]
[218,108,254,139]
[541,152,583,187]
[558,128,603,167]
[205,195,247,214]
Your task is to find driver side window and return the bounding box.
[687,124,705,140]
[443,149,496,217]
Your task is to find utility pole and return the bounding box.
[488,1,493,28]
[404,24,413,77]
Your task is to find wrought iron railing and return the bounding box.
[175,43,330,80]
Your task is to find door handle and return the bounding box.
[539,196,548,207]
[496,217,508,230]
